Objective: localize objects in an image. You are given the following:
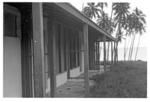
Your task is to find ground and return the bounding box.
[90,61,147,98]
[56,61,147,98]
[55,70,100,97]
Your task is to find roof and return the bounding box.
[55,3,117,41]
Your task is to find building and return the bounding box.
[3,3,117,97]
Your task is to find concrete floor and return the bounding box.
[56,78,85,97]
[55,68,107,97]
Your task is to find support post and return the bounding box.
[79,31,84,73]
[94,42,96,65]
[97,42,100,65]
[60,25,65,73]
[83,24,89,96]
[103,36,106,71]
[67,31,71,78]
[99,41,101,71]
[108,42,110,64]
[106,42,108,63]
[106,42,108,64]
[32,3,45,97]
[48,21,57,97]
[95,42,97,64]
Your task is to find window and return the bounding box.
[4,12,17,37]
[4,4,21,38]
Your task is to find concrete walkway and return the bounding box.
[55,67,108,97]
[56,78,85,97]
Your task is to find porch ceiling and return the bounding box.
[8,3,115,42]
[54,3,117,42]
[44,3,104,43]
[43,3,83,31]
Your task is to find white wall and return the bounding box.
[70,67,83,77]
[45,67,83,95]
[4,37,22,97]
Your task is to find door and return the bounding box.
[3,5,22,97]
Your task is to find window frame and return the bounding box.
[4,4,21,38]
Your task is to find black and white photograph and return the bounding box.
[2,0,149,99]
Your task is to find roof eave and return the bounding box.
[54,3,117,41]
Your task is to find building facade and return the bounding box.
[3,3,116,97]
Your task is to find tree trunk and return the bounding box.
[130,34,136,60]
[128,34,136,61]
[107,42,110,64]
[114,41,118,64]
[111,42,113,64]
[116,42,118,62]
[134,35,141,61]
[114,42,115,64]
[103,36,106,71]
[128,35,133,61]
[124,38,127,61]
[99,42,101,71]
[99,42,101,64]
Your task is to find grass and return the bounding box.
[89,61,147,98]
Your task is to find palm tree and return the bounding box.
[112,3,130,62]
[82,3,101,19]
[123,7,146,61]
[97,13,111,30]
[82,2,108,21]
[97,2,108,16]
[97,3,110,63]
[129,32,136,60]
[113,3,130,40]
[133,8,146,60]
[123,13,135,61]
[126,8,146,60]
[97,12,114,63]
[82,2,109,69]
[123,12,134,61]
[124,13,137,61]
[123,37,127,61]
